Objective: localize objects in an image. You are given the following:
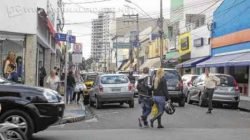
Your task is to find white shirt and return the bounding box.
[204,74,220,89]
[46,76,60,91]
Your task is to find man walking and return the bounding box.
[204,68,220,114]
[137,67,152,128]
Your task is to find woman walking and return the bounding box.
[46,70,60,91]
[150,68,169,128]
[66,71,76,104]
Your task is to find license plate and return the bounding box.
[112,88,121,92]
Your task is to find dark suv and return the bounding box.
[0,77,65,139]
[149,68,185,107]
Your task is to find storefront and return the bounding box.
[176,25,211,75]
[0,32,25,81]
[196,0,250,96]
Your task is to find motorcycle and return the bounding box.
[0,122,27,140]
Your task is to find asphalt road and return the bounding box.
[32,100,250,140]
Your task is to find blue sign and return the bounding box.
[55,33,76,43]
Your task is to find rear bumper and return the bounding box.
[97,93,134,102]
[212,94,240,104]
[168,91,185,101]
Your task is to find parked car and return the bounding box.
[0,77,64,139]
[89,74,134,109]
[149,68,185,107]
[182,74,198,98]
[187,74,240,108]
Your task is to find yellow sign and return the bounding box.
[178,32,191,56]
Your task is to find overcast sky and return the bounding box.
[63,0,170,59]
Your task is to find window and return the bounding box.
[101,75,129,84]
[181,37,189,50]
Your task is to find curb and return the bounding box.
[56,101,87,125]
[239,107,250,112]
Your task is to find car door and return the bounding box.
[196,75,206,99]
[189,75,203,101]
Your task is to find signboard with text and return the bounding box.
[72,43,82,64]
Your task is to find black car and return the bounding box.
[149,68,185,107]
[0,77,65,139]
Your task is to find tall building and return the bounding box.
[91,11,115,71]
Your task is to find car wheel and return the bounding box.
[187,93,193,104]
[129,100,134,108]
[199,95,205,107]
[232,102,239,109]
[179,98,185,107]
[95,97,102,109]
[0,110,34,139]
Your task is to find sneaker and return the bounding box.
[206,110,212,114]
[138,118,142,128]
[157,125,164,129]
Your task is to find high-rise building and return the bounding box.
[91,11,115,71]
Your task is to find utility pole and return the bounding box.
[64,30,71,103]
[123,14,139,72]
[159,0,164,67]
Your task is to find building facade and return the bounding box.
[91,11,115,72]
[0,0,64,86]
[197,0,250,96]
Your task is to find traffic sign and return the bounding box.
[55,33,76,43]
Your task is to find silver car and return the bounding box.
[89,74,134,109]
[187,74,240,108]
[182,74,198,98]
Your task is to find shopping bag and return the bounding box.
[151,104,158,117]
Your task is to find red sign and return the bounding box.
[73,43,82,53]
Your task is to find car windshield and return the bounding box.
[164,70,180,80]
[216,75,234,87]
[101,75,128,84]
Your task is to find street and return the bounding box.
[32,100,250,140]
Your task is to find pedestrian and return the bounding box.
[46,70,60,91]
[39,63,47,87]
[204,68,220,114]
[66,71,76,104]
[150,68,169,128]
[128,71,135,84]
[16,56,23,82]
[7,64,18,83]
[137,67,152,128]
[3,51,16,79]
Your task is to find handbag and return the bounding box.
[151,103,158,117]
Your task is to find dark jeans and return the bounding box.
[73,91,83,102]
[151,96,165,125]
[66,87,74,104]
[139,96,152,125]
[205,88,215,111]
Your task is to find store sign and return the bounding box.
[194,38,204,47]
[181,37,189,50]
[55,33,76,43]
[73,43,82,53]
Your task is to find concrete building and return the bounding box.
[0,0,64,86]
[91,11,115,72]
[197,0,250,96]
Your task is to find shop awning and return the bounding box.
[140,57,160,70]
[197,53,243,68]
[176,56,209,68]
[227,52,250,66]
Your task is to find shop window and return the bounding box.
[218,67,224,74]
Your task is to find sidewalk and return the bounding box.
[239,96,250,112]
[58,101,86,124]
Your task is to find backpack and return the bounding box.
[137,76,151,96]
